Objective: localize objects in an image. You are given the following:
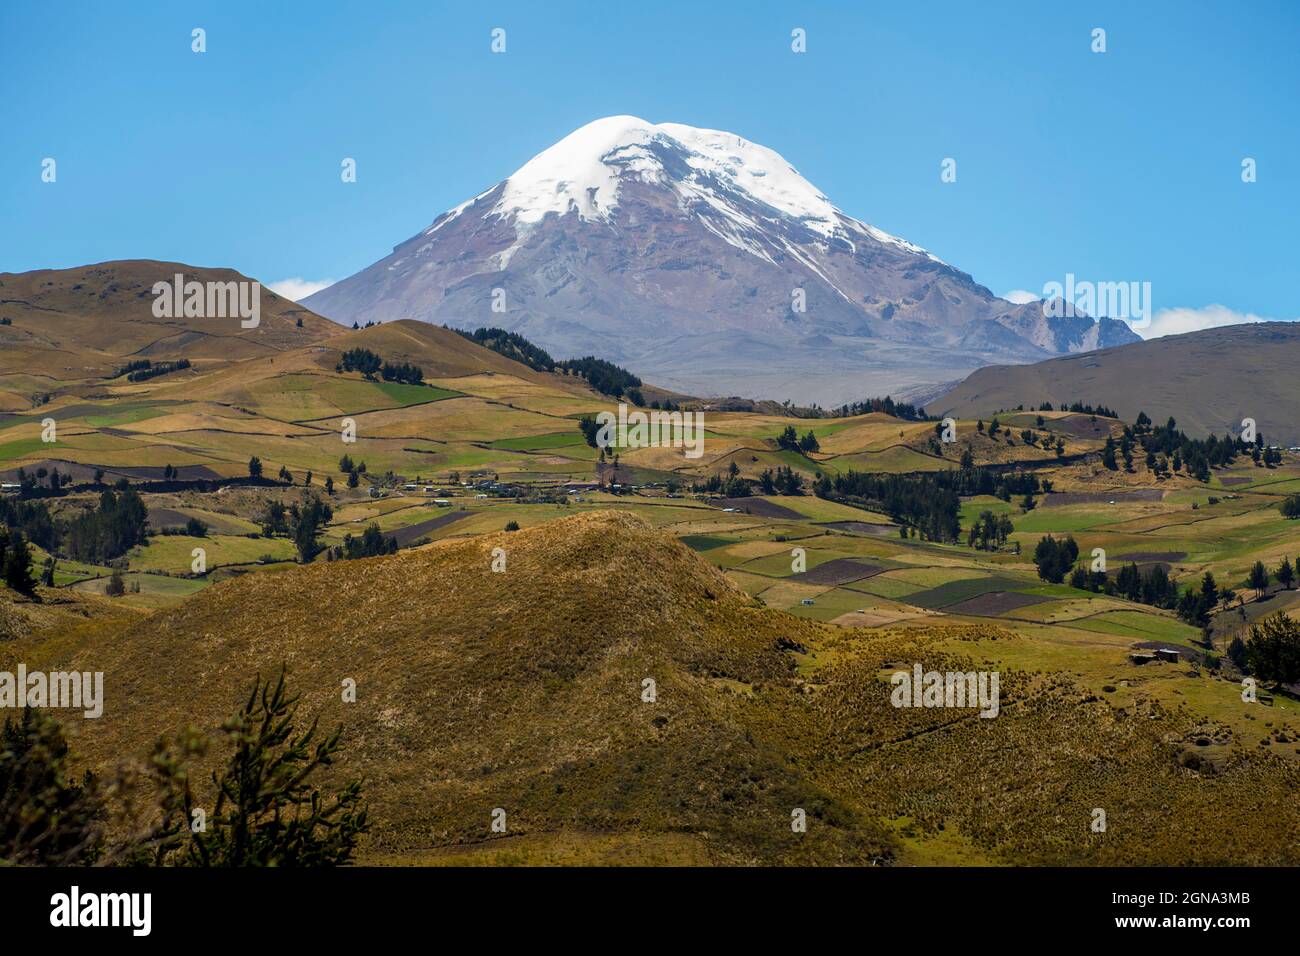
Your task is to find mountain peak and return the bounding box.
[306,117,1138,405]
[429,116,930,262]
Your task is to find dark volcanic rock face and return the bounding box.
[307,116,1138,404]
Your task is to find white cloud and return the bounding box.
[999,289,1040,304]
[1138,304,1280,340]
[268,277,334,302]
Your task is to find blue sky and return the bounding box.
[2,0,1295,337]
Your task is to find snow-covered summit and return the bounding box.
[424,115,934,261]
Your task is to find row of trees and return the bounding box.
[453,326,555,371]
[62,489,149,564]
[451,327,645,399]
[820,470,962,543]
[758,465,804,496]
[381,361,424,385]
[258,494,335,562]
[832,396,930,421]
[337,347,383,378]
[328,523,398,561]
[125,359,191,382]
[776,425,819,454]
[968,510,1013,551]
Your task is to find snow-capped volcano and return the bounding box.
[436,116,933,265]
[306,116,1138,405]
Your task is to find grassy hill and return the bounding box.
[933,322,1300,444]
[70,512,890,865]
[0,260,339,381]
[54,511,1300,866]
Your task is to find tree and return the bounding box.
[1033,534,1079,583]
[1248,560,1270,599]
[324,476,335,496]
[1199,571,1218,613]
[1281,494,1300,519]
[1244,613,1300,688]
[153,670,368,867]
[338,455,354,474]
[1101,437,1118,470]
[504,520,520,532]
[289,495,333,563]
[332,523,397,560]
[0,709,105,865]
[260,500,289,537]
[248,456,263,479]
[184,517,208,538]
[1227,636,1248,671]
[105,568,126,597]
[2,530,38,596]
[278,465,293,484]
[1277,556,1295,590]
[346,470,359,489]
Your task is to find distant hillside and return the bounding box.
[0,260,339,385]
[933,322,1300,444]
[316,320,588,388]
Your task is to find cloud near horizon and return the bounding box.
[1136,304,1284,340]
[1001,288,1287,340]
[268,277,335,301]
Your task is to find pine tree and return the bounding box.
[2,530,37,596]
[152,669,368,867]
[0,709,105,865]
